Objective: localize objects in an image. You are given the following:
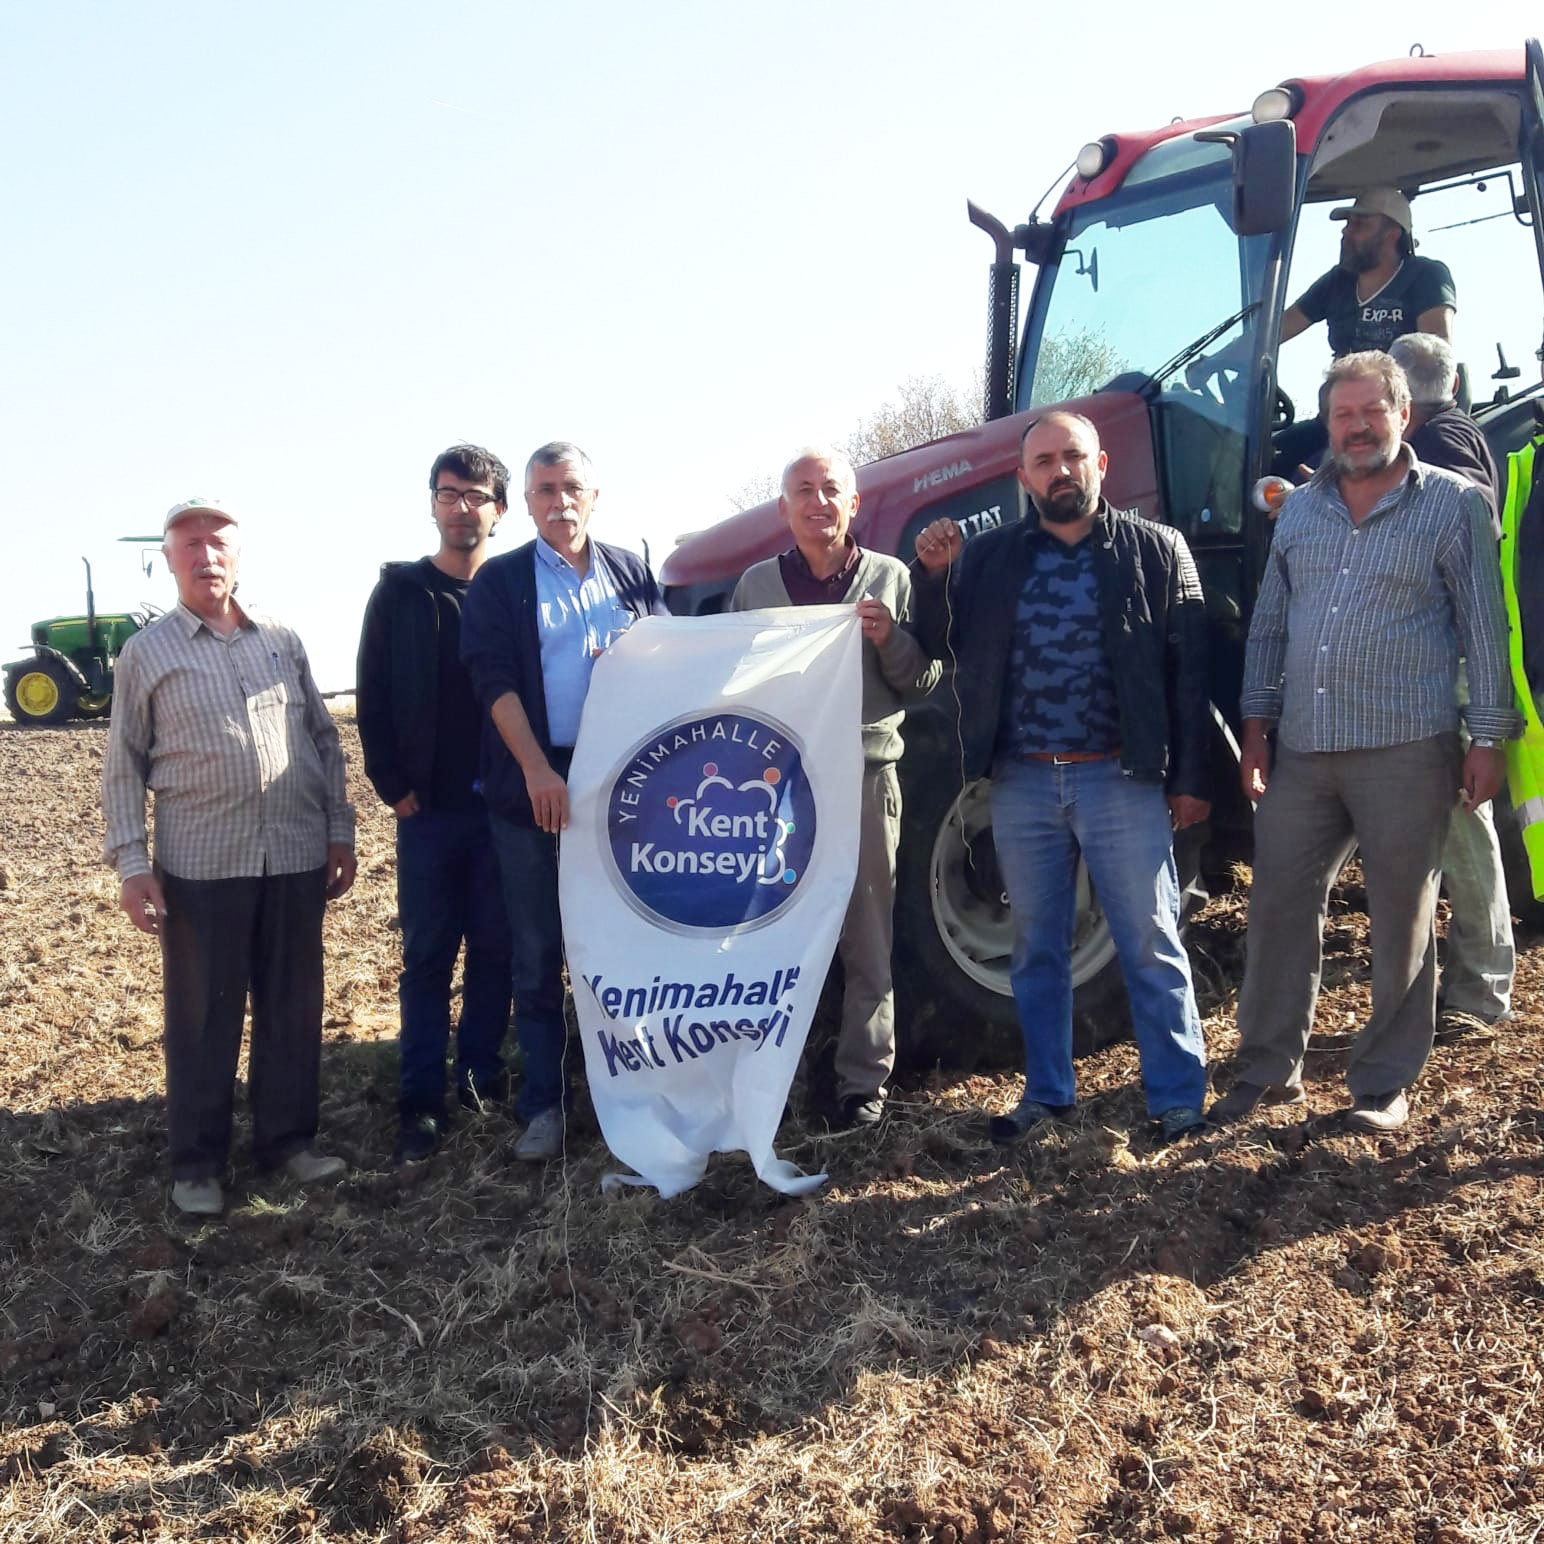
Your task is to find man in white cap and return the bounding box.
[102,498,357,1216]
[1281,188,1455,358]
[1189,188,1455,416]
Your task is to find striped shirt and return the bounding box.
[1241,448,1521,751]
[101,603,354,881]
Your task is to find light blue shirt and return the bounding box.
[534,539,634,746]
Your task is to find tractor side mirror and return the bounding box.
[1231,120,1296,235]
[1195,120,1297,236]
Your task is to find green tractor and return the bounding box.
[3,556,159,727]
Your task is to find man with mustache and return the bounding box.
[912,412,1211,1144]
[102,499,356,1215]
[356,445,515,1164]
[729,446,939,1131]
[1283,189,1454,359]
[460,443,664,1161]
[1216,353,1518,1132]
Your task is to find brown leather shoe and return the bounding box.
[1208,1080,1307,1124]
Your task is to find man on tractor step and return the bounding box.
[1190,188,1456,471]
[910,411,1211,1145]
[357,444,515,1165]
[102,499,356,1217]
[1387,332,1512,1046]
[729,446,939,1131]
[1216,352,1518,1134]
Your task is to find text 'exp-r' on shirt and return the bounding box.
[1292,255,1456,358]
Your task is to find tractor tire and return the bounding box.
[5,659,77,726]
[891,718,1148,1072]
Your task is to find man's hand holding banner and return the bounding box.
[560,606,863,1196]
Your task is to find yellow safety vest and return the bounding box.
[1501,433,1544,897]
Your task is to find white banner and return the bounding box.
[560,607,863,1197]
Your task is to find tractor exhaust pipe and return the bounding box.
[969,201,1019,422]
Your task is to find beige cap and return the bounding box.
[1329,187,1413,234]
[163,497,237,535]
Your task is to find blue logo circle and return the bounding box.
[604,712,817,933]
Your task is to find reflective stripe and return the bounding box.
[1517,796,1544,829]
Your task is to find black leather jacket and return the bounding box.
[909,501,1211,799]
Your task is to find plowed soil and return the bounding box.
[1,716,1541,1543]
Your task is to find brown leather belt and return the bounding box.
[1025,748,1121,765]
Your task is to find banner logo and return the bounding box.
[605,712,817,933]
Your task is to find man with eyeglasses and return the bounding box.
[461,442,665,1161]
[357,445,515,1163]
[1216,352,1518,1135]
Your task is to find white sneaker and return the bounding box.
[281,1148,347,1184]
[514,1108,564,1161]
[171,1178,223,1216]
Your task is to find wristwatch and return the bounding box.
[1471,738,1499,749]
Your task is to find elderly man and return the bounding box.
[357,445,514,1164]
[1387,333,1511,1043]
[461,442,664,1161]
[102,499,356,1216]
[1390,332,1499,526]
[728,447,938,1129]
[912,412,1211,1144]
[1218,353,1520,1133]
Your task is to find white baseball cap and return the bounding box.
[163,497,238,535]
[1329,187,1414,235]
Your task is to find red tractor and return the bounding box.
[662,42,1544,1060]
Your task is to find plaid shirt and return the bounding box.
[1241,449,1521,751]
[101,603,354,881]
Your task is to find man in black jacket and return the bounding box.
[461,442,665,1161]
[912,411,1210,1143]
[357,444,513,1163]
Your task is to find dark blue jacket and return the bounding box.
[909,501,1211,799]
[460,538,663,825]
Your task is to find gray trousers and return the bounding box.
[1234,735,1460,1100]
[1439,797,1514,1021]
[159,867,326,1180]
[832,762,903,1101]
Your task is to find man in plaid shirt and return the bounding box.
[102,498,356,1215]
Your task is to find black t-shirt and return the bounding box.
[1293,255,1456,357]
[420,562,483,810]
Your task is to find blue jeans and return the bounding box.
[488,814,568,1121]
[988,757,1208,1115]
[396,805,512,1116]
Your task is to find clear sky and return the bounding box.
[2,2,1539,690]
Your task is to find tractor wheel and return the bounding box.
[891,715,1195,1071]
[5,660,77,726]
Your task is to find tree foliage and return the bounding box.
[1027,328,1126,406]
[725,334,1122,514]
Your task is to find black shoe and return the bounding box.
[988,1098,1074,1144]
[393,1111,446,1164]
[828,1095,885,1131]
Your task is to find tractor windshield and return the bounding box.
[1019,129,1280,538]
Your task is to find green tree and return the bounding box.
[1028,328,1126,406]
